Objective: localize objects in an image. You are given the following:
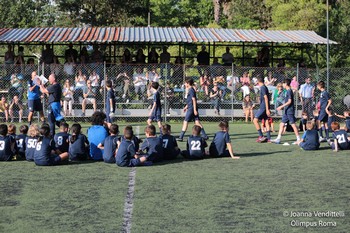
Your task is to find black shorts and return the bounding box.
[28,99,43,112]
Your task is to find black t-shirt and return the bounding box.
[48,83,62,104]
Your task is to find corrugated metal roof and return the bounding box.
[0,27,337,44]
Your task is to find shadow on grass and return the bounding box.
[238,151,290,157]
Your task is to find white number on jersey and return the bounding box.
[0,141,5,150]
[57,136,63,146]
[190,140,201,151]
[336,134,346,144]
[27,139,37,149]
[36,141,42,151]
[16,139,23,148]
[162,139,169,148]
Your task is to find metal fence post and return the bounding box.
[164,63,168,123]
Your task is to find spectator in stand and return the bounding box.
[160,46,171,78]
[240,71,252,99]
[148,47,159,64]
[9,74,24,101]
[79,46,90,64]
[272,83,286,116]
[242,94,255,122]
[63,57,75,79]
[210,83,221,115]
[14,46,25,74]
[122,48,132,64]
[199,70,210,100]
[91,44,103,63]
[299,76,315,119]
[41,44,55,76]
[222,47,234,66]
[4,44,15,65]
[227,74,240,101]
[81,80,97,116]
[65,42,78,63]
[62,79,74,116]
[74,69,87,102]
[89,70,100,91]
[9,95,23,123]
[116,72,131,101]
[0,96,9,122]
[291,75,299,93]
[264,71,277,93]
[133,67,148,101]
[135,49,146,64]
[197,45,210,77]
[172,56,184,81]
[147,66,160,83]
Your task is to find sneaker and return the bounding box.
[257,136,268,143]
[80,112,85,117]
[176,137,183,142]
[319,137,326,143]
[270,138,281,144]
[166,114,171,117]
[292,141,299,145]
[122,94,126,98]
[126,99,130,103]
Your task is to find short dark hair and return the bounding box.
[8,124,16,135]
[145,125,156,136]
[0,124,8,136]
[192,125,201,136]
[109,124,119,135]
[106,80,112,88]
[256,74,264,83]
[283,78,291,86]
[124,128,133,140]
[151,81,159,90]
[91,111,106,125]
[317,81,325,89]
[219,121,229,129]
[185,77,194,86]
[60,122,69,130]
[19,125,29,134]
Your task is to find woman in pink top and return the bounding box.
[291,76,299,92]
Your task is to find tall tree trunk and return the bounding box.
[213,0,221,24]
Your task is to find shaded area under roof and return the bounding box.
[0,27,337,45]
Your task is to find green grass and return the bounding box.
[1,122,349,233]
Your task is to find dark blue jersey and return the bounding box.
[186,87,197,111]
[345,117,350,131]
[153,91,161,114]
[119,135,141,152]
[102,135,118,163]
[210,131,231,157]
[259,85,269,110]
[69,134,89,160]
[160,134,178,160]
[333,130,350,150]
[320,90,330,111]
[186,135,207,159]
[54,132,70,153]
[301,130,320,150]
[106,89,116,108]
[141,137,163,162]
[16,134,27,156]
[34,137,56,164]
[116,140,136,167]
[25,136,38,161]
[284,88,294,114]
[0,135,15,161]
[299,118,307,131]
[327,115,335,130]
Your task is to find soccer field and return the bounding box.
[0,122,349,233]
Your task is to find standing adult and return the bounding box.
[222,47,234,66]
[299,76,315,119]
[27,71,45,125]
[197,45,210,77]
[160,46,171,78]
[40,74,65,135]
[65,42,78,63]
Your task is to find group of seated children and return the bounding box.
[0,120,240,165]
[296,110,350,152]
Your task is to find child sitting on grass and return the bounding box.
[297,121,320,151]
[299,112,308,132]
[140,125,163,162]
[68,123,89,161]
[335,110,350,133]
[0,124,16,161]
[329,121,350,152]
[25,124,40,161]
[98,124,119,163]
[34,124,69,166]
[181,125,208,159]
[119,125,142,152]
[16,124,28,160]
[54,122,70,153]
[209,121,240,159]
[116,127,147,167]
[160,124,180,160]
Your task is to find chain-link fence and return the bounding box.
[0,63,349,123]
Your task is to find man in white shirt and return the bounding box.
[133,67,148,101]
[299,76,315,118]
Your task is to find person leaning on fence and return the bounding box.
[27,71,45,125]
[0,96,9,122]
